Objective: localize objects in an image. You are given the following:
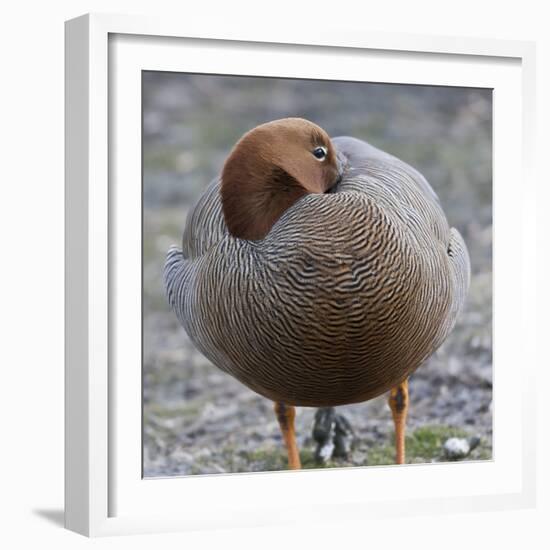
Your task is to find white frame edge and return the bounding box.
[65,12,537,537]
[65,15,89,536]
[65,13,110,537]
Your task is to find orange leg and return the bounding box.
[274,402,301,470]
[388,379,409,465]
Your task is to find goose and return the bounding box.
[164,117,470,470]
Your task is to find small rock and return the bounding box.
[443,436,481,460]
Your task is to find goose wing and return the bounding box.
[333,136,470,350]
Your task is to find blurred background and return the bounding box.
[142,72,492,476]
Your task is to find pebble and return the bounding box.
[443,436,481,460]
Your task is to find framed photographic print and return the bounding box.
[65,13,536,536]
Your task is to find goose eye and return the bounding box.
[312,146,327,161]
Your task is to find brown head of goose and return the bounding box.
[221,118,342,240]
[164,117,470,469]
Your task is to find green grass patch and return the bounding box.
[239,424,491,472]
[405,424,469,461]
[368,424,491,466]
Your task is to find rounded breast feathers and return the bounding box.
[164,137,470,407]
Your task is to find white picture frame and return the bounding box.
[65,13,537,537]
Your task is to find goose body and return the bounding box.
[164,134,470,408]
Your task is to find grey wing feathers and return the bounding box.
[163,246,189,322]
[333,136,440,204]
[447,227,471,322]
[164,177,228,331]
[181,177,228,259]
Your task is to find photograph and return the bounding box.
[142,72,493,477]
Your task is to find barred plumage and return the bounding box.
[164,136,470,408]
